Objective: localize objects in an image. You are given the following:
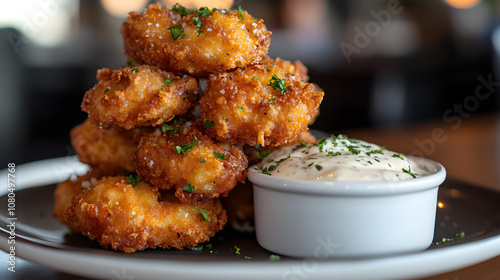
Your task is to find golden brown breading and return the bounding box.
[135,121,248,203]
[70,119,145,173]
[82,65,198,130]
[53,168,108,223]
[121,3,271,77]
[262,56,309,82]
[64,176,227,253]
[199,64,324,147]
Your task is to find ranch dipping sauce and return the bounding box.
[256,135,432,181]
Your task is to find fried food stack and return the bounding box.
[53,3,324,253]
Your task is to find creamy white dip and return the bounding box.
[256,135,432,181]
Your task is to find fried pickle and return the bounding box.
[64,176,227,253]
[82,65,198,130]
[199,65,324,147]
[70,119,145,173]
[135,121,248,203]
[121,3,271,77]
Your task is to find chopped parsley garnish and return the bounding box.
[366,149,384,156]
[402,166,416,178]
[269,97,276,104]
[268,74,287,95]
[173,118,186,125]
[203,119,215,129]
[163,77,173,87]
[236,6,245,20]
[104,88,109,93]
[234,245,241,255]
[433,231,465,246]
[347,145,361,155]
[127,174,141,186]
[392,153,405,160]
[168,26,185,40]
[131,67,139,73]
[197,6,212,17]
[315,164,323,171]
[327,151,342,156]
[213,151,225,160]
[236,106,245,113]
[200,157,206,163]
[269,254,281,261]
[161,124,180,136]
[175,136,198,155]
[172,3,192,16]
[292,141,307,151]
[183,183,195,193]
[256,150,271,160]
[191,206,210,221]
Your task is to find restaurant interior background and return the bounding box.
[1,0,499,168]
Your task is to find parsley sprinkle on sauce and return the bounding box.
[256,135,431,181]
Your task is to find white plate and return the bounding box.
[1,157,500,280]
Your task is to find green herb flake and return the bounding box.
[402,166,417,178]
[168,26,185,40]
[198,6,212,17]
[366,149,384,156]
[347,145,361,155]
[104,88,110,93]
[127,174,141,186]
[236,106,245,113]
[237,6,245,20]
[203,119,215,129]
[268,74,287,95]
[213,151,225,160]
[175,136,198,155]
[191,206,210,222]
[315,164,323,171]
[183,183,195,193]
[256,150,271,160]
[173,118,187,125]
[131,67,139,73]
[392,153,405,160]
[269,254,281,261]
[172,3,192,16]
[234,245,241,255]
[269,97,276,104]
[244,256,252,259]
[193,19,202,27]
[126,58,136,66]
[163,77,173,87]
[200,157,206,163]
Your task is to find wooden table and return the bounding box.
[1,113,499,279]
[344,112,500,280]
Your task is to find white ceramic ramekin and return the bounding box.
[247,156,446,258]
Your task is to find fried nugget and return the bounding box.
[53,168,108,223]
[199,65,324,147]
[64,176,227,253]
[135,121,248,203]
[121,3,271,77]
[262,56,309,82]
[70,119,144,173]
[82,65,198,130]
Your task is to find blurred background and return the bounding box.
[1,0,499,167]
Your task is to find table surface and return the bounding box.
[1,112,499,280]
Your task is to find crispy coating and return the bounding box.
[53,168,108,223]
[199,64,324,147]
[64,176,227,253]
[70,119,145,173]
[121,3,271,77]
[82,65,198,130]
[262,56,309,82]
[135,121,248,203]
